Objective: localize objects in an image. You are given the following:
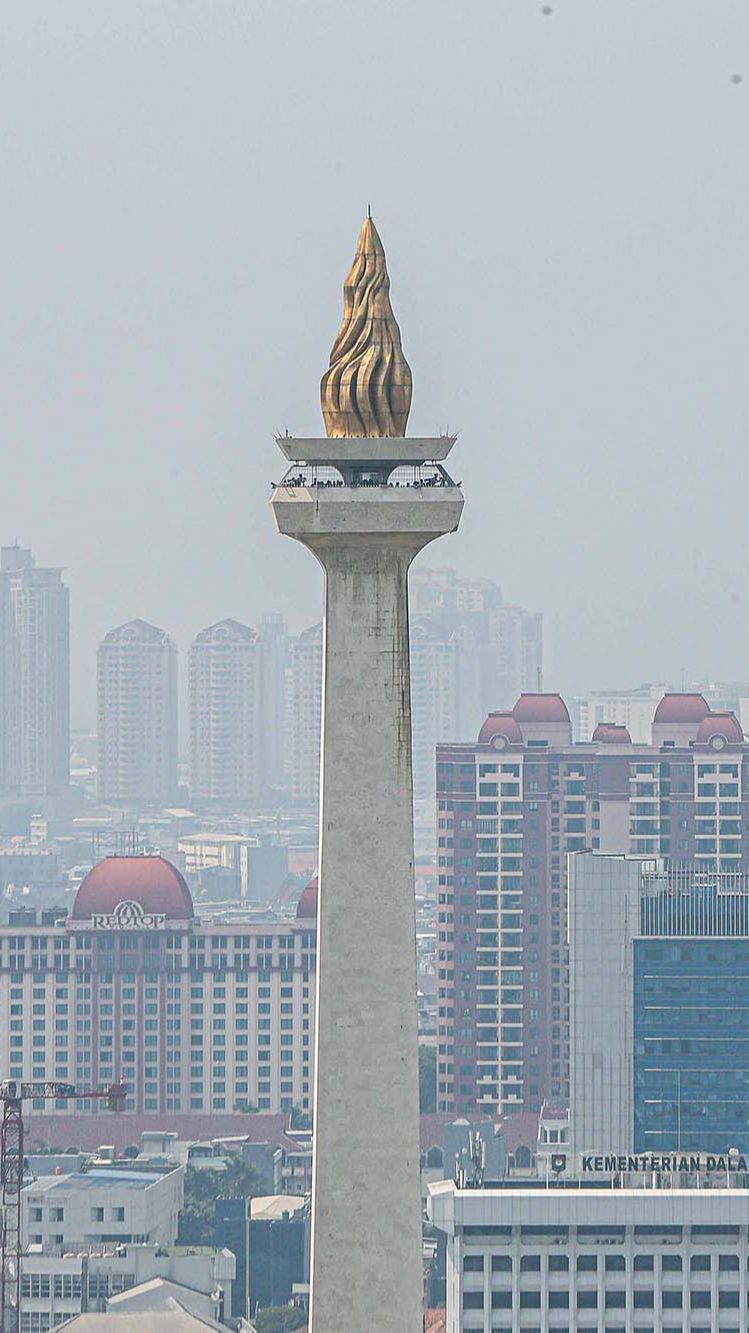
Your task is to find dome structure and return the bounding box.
[71,855,193,922]
[478,712,523,747]
[296,874,318,919]
[696,712,744,747]
[513,694,571,724]
[592,723,632,744]
[653,693,710,724]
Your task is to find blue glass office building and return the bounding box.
[634,883,749,1154]
[570,854,749,1158]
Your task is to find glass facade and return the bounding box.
[634,930,749,1153]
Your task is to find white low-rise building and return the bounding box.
[21,1243,234,1332]
[428,1178,749,1332]
[23,1167,184,1255]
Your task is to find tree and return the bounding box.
[253,1307,307,1332]
[419,1043,437,1113]
[176,1159,271,1247]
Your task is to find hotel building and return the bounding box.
[0,854,316,1117]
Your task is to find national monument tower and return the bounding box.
[270,216,464,1331]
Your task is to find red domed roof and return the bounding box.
[296,874,318,919]
[71,855,193,921]
[592,722,632,744]
[653,693,710,724]
[696,712,744,745]
[478,712,523,746]
[513,694,570,724]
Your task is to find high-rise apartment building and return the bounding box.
[572,680,749,743]
[411,569,542,799]
[97,620,178,806]
[0,545,70,794]
[436,692,749,1120]
[411,624,461,802]
[0,855,317,1116]
[287,623,323,806]
[0,570,16,793]
[189,619,262,804]
[258,613,290,799]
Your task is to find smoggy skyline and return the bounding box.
[3,0,749,726]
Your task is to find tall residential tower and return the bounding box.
[270,217,463,1332]
[97,619,178,806]
[189,619,262,804]
[0,545,69,794]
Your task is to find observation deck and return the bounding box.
[270,436,464,545]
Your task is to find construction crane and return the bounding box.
[0,1079,126,1333]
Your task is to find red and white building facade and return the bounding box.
[436,692,749,1120]
[0,856,317,1117]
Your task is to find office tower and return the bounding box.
[570,850,749,1156]
[189,619,262,804]
[271,216,463,1331]
[97,619,178,806]
[0,546,70,795]
[436,693,749,1120]
[0,855,316,1115]
[258,612,290,798]
[287,623,323,806]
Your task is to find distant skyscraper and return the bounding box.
[258,612,290,798]
[189,619,262,804]
[1,545,69,794]
[287,623,323,806]
[436,692,749,1120]
[0,570,16,793]
[97,619,178,806]
[410,623,460,801]
[412,567,542,728]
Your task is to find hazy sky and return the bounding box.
[3,0,749,726]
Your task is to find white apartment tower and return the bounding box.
[0,569,16,793]
[189,619,262,804]
[258,612,289,798]
[97,619,178,806]
[287,623,323,805]
[0,545,70,794]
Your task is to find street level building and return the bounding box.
[570,850,749,1157]
[20,1244,234,1333]
[97,620,178,806]
[0,854,316,1117]
[22,1166,184,1254]
[436,693,749,1120]
[428,1177,749,1333]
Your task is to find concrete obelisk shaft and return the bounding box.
[272,445,462,1331]
[311,536,424,1329]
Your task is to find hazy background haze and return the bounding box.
[2,0,748,724]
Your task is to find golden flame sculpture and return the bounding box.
[320,215,413,438]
